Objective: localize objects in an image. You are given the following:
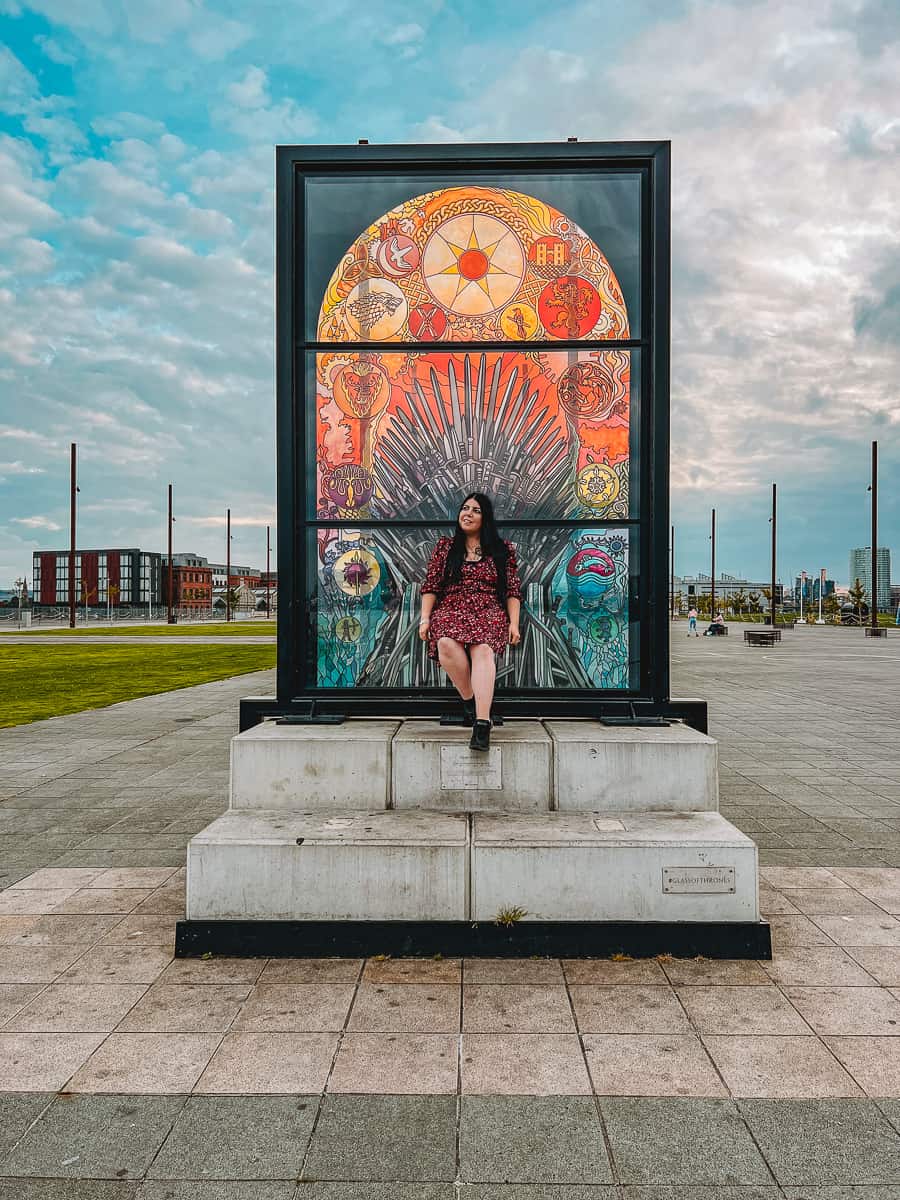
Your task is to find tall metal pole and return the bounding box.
[670,524,675,619]
[266,524,271,619]
[167,483,174,624]
[770,483,777,628]
[226,507,231,623]
[69,442,76,628]
[710,508,716,620]
[871,439,878,630]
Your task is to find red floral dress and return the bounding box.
[421,537,523,661]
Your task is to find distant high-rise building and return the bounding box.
[849,547,891,612]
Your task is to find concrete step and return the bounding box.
[547,720,718,812]
[229,718,718,815]
[188,809,467,921]
[392,720,551,812]
[186,808,757,924]
[473,810,757,923]
[230,720,401,810]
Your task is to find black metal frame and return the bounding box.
[241,140,706,733]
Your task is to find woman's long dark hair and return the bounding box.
[441,492,509,605]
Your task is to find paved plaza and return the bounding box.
[1,627,900,1193]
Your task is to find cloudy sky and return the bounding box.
[1,0,898,591]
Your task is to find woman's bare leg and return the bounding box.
[469,643,496,721]
[437,637,473,700]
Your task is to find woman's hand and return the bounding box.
[418,618,430,642]
[508,623,521,646]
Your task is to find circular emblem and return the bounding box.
[558,361,618,421]
[538,276,602,339]
[499,302,539,340]
[527,235,571,277]
[408,302,448,341]
[321,464,375,512]
[575,462,621,512]
[332,360,390,420]
[334,615,363,642]
[375,233,420,278]
[334,548,381,598]
[422,213,525,315]
[344,278,407,340]
[566,546,617,603]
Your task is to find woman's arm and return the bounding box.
[419,538,447,641]
[507,595,521,645]
[505,542,522,645]
[419,591,437,641]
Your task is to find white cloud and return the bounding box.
[0,461,45,475]
[11,515,62,531]
[92,111,166,139]
[218,65,317,139]
[34,33,77,65]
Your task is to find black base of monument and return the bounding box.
[175,918,771,960]
[240,695,708,733]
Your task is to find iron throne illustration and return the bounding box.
[314,350,633,692]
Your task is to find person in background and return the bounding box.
[688,606,699,636]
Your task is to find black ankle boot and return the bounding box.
[461,697,476,726]
[469,719,491,751]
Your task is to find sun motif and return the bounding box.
[422,214,525,316]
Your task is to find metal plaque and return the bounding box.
[593,818,626,832]
[662,866,735,894]
[440,746,502,790]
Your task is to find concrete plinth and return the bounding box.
[471,810,757,923]
[391,720,552,811]
[229,720,400,810]
[546,720,718,812]
[188,808,467,921]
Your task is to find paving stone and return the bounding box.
[0,1094,184,1178]
[600,1098,774,1185]
[258,960,361,985]
[0,1183,138,1199]
[463,959,564,984]
[115,985,250,1033]
[0,983,43,1023]
[462,1034,591,1095]
[740,1098,900,1184]
[583,1033,727,1097]
[659,960,770,986]
[459,1095,612,1183]
[703,1035,862,1097]
[570,986,690,1034]
[195,1032,338,1094]
[303,1094,456,1181]
[0,1032,105,1090]
[362,958,461,984]
[349,984,460,1033]
[620,1189,782,1199]
[0,1093,54,1157]
[147,1095,316,1180]
[762,949,877,987]
[294,1186,453,1200]
[562,959,666,985]
[231,985,354,1032]
[784,986,900,1035]
[328,1033,457,1094]
[463,986,574,1033]
[676,986,811,1035]
[825,1037,900,1096]
[4,984,147,1032]
[67,1033,221,1093]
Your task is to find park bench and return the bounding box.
[744,628,780,646]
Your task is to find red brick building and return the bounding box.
[163,556,213,612]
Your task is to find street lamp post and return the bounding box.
[266,524,271,619]
[871,439,879,633]
[710,508,716,621]
[816,567,826,624]
[670,524,675,619]
[769,483,776,628]
[226,507,231,623]
[69,442,77,629]
[167,483,175,624]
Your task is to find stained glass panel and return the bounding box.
[306,177,639,343]
[310,349,636,521]
[310,525,636,691]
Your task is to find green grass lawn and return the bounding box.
[0,643,276,728]
[8,621,276,636]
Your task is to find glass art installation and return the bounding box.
[312,185,634,691]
